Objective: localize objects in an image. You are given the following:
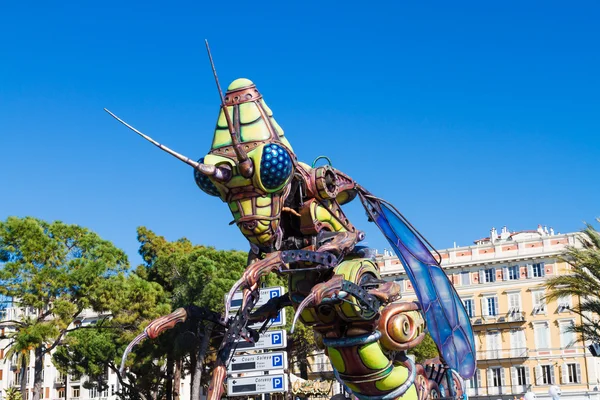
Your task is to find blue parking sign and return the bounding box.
[272,332,282,345]
[271,312,282,324]
[273,355,283,367]
[270,289,279,299]
[273,377,283,390]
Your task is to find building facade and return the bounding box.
[0,307,193,400]
[378,225,600,400]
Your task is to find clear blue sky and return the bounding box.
[1,1,599,267]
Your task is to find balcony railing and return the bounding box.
[471,312,526,329]
[468,385,529,397]
[309,362,334,373]
[477,348,528,361]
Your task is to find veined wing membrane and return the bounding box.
[359,192,476,379]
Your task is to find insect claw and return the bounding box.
[119,331,147,376]
[240,288,253,310]
[291,293,315,333]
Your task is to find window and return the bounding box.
[468,370,481,390]
[531,262,545,278]
[490,367,503,387]
[486,331,501,359]
[563,363,581,384]
[508,265,520,280]
[532,290,546,314]
[514,366,528,386]
[508,293,521,312]
[461,272,471,286]
[510,329,526,357]
[72,387,80,399]
[487,367,505,395]
[534,322,550,349]
[541,365,554,385]
[484,296,499,316]
[463,299,475,317]
[557,295,572,312]
[485,268,496,283]
[560,321,576,348]
[396,278,405,292]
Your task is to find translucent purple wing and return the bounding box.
[360,194,476,379]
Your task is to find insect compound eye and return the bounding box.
[194,158,221,197]
[260,143,292,190]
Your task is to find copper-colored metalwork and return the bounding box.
[224,85,262,106]
[109,54,475,400]
[378,302,426,351]
[145,307,188,339]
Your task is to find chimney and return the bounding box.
[490,227,497,243]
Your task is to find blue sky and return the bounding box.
[1,1,599,267]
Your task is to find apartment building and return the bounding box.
[378,225,600,400]
[0,307,193,400]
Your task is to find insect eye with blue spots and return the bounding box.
[260,143,293,190]
[194,158,221,197]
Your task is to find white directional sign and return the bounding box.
[227,351,288,374]
[248,309,286,329]
[235,329,287,351]
[228,286,285,311]
[228,374,288,396]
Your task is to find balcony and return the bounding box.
[477,348,528,362]
[471,312,526,330]
[468,385,529,397]
[310,362,333,373]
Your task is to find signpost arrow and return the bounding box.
[248,308,286,329]
[227,374,288,396]
[234,329,287,351]
[227,351,288,374]
[227,286,285,311]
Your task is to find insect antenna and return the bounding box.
[204,40,254,178]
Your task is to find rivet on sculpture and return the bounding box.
[106,41,476,400]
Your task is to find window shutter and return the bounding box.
[561,363,567,384]
[481,298,488,316]
[576,363,582,383]
[541,262,546,277]
[494,298,499,316]
[527,264,533,278]
[476,370,482,389]
[511,367,517,388]
[503,266,509,281]
[535,366,542,385]
[525,367,531,385]
[487,368,494,388]
[500,368,506,387]
[550,365,556,384]
[479,269,485,283]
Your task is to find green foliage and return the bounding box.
[4,387,23,400]
[409,333,439,363]
[0,216,129,400]
[545,219,600,344]
[136,227,247,311]
[53,273,170,399]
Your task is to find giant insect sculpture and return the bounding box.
[107,42,476,400]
